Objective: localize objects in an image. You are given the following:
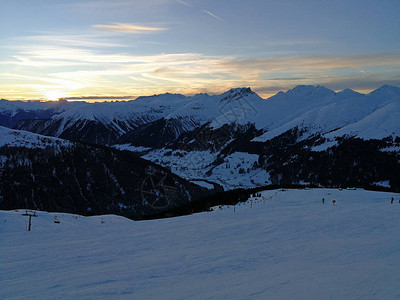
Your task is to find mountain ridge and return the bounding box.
[3,84,400,191]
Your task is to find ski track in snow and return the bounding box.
[1,189,400,299]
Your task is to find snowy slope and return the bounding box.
[253,85,400,142]
[142,149,270,190]
[0,126,72,149]
[0,99,85,128]
[0,99,60,116]
[323,100,400,140]
[36,93,191,137]
[1,188,399,299]
[0,98,85,117]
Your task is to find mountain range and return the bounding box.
[1,84,400,216]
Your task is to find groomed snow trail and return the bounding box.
[1,189,399,299]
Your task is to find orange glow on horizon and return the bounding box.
[0,87,378,102]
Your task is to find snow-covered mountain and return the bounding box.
[0,99,84,128]
[137,85,400,190]
[0,127,212,218]
[5,85,400,191]
[253,84,400,143]
[13,88,262,146]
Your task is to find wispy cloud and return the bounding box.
[1,34,400,100]
[218,54,400,75]
[60,95,137,101]
[202,10,223,21]
[68,0,170,10]
[176,0,190,6]
[21,34,125,48]
[92,23,168,33]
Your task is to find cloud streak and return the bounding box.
[176,0,190,6]
[1,35,400,100]
[20,34,125,48]
[202,10,223,21]
[60,95,137,101]
[92,23,168,33]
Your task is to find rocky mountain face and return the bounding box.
[4,85,400,192]
[0,127,213,219]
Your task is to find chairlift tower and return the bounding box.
[22,210,38,231]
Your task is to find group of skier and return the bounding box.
[322,198,336,205]
[323,197,399,204]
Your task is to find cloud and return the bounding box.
[218,54,400,76]
[2,34,400,100]
[21,34,125,48]
[202,10,223,21]
[68,0,170,10]
[176,0,190,6]
[92,23,168,33]
[59,96,137,101]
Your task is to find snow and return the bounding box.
[1,188,400,299]
[311,140,338,152]
[0,126,72,149]
[252,86,400,143]
[208,152,270,189]
[189,180,214,189]
[0,99,53,116]
[373,181,391,188]
[0,99,83,116]
[113,144,152,152]
[143,149,270,190]
[143,149,219,180]
[380,145,400,152]
[323,101,400,140]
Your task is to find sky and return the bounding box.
[0,0,400,101]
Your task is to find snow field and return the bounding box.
[1,189,400,299]
[142,149,270,190]
[0,126,72,149]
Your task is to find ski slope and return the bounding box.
[1,189,400,299]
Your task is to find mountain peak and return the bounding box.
[370,85,400,97]
[219,87,255,102]
[336,88,363,97]
[287,85,335,97]
[268,85,335,102]
[225,87,253,96]
[193,92,210,97]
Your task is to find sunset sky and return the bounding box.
[1,0,400,100]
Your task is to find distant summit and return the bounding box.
[286,85,335,97]
[267,85,335,102]
[369,85,400,97]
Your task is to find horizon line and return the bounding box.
[2,84,398,102]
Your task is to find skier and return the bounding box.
[322,198,325,204]
[391,197,394,204]
[332,199,336,205]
